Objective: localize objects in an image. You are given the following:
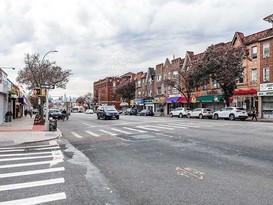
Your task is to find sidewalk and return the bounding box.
[0,116,62,146]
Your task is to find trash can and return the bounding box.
[49,117,57,131]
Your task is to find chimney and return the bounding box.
[263,14,273,28]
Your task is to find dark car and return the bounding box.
[48,109,62,120]
[97,106,119,120]
[124,108,138,115]
[138,109,154,116]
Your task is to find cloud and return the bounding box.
[1,0,273,98]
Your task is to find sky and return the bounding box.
[1,0,273,99]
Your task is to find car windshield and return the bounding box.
[104,107,116,111]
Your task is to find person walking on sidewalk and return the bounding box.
[251,107,258,121]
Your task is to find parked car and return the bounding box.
[97,106,119,120]
[169,107,191,118]
[85,109,94,114]
[213,107,248,121]
[48,109,62,120]
[124,108,138,115]
[138,109,154,116]
[187,108,213,119]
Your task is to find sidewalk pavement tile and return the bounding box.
[0,116,62,146]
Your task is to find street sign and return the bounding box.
[41,84,55,89]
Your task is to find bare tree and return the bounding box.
[16,53,72,89]
[115,81,135,105]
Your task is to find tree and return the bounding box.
[164,61,203,107]
[16,53,72,89]
[115,81,135,105]
[76,92,92,108]
[200,43,246,107]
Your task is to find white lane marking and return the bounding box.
[0,178,65,191]
[157,124,188,129]
[136,126,160,131]
[85,130,100,137]
[148,125,175,130]
[99,129,117,136]
[82,122,96,127]
[0,192,67,205]
[111,128,132,134]
[171,123,200,128]
[0,167,65,178]
[0,155,53,162]
[71,132,83,138]
[0,144,60,150]
[123,127,147,133]
[0,151,53,157]
[0,146,60,153]
[0,159,63,169]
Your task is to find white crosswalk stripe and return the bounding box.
[71,131,83,138]
[157,124,188,129]
[123,127,147,133]
[111,128,132,134]
[99,129,118,136]
[136,126,160,131]
[148,125,175,130]
[0,141,67,204]
[85,130,101,137]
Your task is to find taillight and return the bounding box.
[236,110,240,112]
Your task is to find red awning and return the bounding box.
[177,97,191,103]
[233,89,257,95]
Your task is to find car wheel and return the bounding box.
[240,118,246,121]
[214,114,219,120]
[170,113,173,118]
[229,114,235,121]
[187,113,191,118]
[199,114,203,119]
[116,116,119,120]
[104,115,107,120]
[97,115,100,120]
[179,113,183,118]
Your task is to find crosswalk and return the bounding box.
[71,123,221,139]
[0,141,66,204]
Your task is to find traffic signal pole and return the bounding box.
[44,88,49,131]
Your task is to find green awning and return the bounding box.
[197,95,223,102]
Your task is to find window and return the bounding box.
[173,71,178,79]
[263,67,270,81]
[237,71,244,84]
[168,72,171,79]
[149,90,152,96]
[142,91,145,97]
[142,79,145,84]
[203,81,207,90]
[251,69,257,83]
[157,75,161,82]
[251,46,257,59]
[213,80,220,89]
[157,87,162,95]
[263,43,270,58]
[137,91,141,98]
[137,80,141,87]
[148,78,152,85]
[113,82,116,87]
[172,87,179,94]
[164,74,167,80]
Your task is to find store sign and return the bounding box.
[257,91,273,96]
[260,83,273,91]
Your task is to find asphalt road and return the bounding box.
[1,113,272,205]
[55,112,273,205]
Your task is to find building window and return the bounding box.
[172,87,179,94]
[203,81,207,90]
[138,91,141,98]
[263,67,270,81]
[251,69,257,83]
[148,78,152,85]
[168,86,171,94]
[149,90,152,96]
[142,91,145,97]
[263,43,270,58]
[113,82,116,87]
[237,71,244,84]
[168,72,171,79]
[213,80,220,89]
[164,74,167,80]
[173,71,178,79]
[157,87,162,95]
[251,46,257,59]
[157,75,161,82]
[142,79,145,84]
[137,80,141,87]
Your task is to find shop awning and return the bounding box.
[197,95,223,102]
[233,89,257,95]
[166,97,179,103]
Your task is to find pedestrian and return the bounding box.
[29,109,33,118]
[24,109,28,117]
[160,107,164,116]
[251,107,258,121]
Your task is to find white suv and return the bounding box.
[169,107,191,118]
[187,108,213,119]
[213,107,248,121]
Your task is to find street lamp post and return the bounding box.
[42,50,58,131]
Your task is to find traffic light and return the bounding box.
[33,88,41,95]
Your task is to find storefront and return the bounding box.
[232,89,258,111]
[258,83,273,119]
[144,99,154,111]
[197,95,224,112]
[133,98,145,112]
[154,97,166,113]
[166,95,180,114]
